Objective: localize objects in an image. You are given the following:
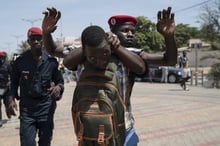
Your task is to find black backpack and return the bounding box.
[72,55,126,146]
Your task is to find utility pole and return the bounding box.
[21,18,41,26]
[194,43,201,86]
[195,44,198,86]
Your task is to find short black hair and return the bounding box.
[81,25,107,49]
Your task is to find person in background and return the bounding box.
[8,27,64,146]
[63,67,72,83]
[107,7,177,146]
[179,50,191,90]
[160,66,169,83]
[59,62,71,83]
[148,66,155,83]
[0,51,12,127]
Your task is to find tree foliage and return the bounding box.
[207,63,220,88]
[175,25,189,48]
[200,53,220,88]
[197,0,220,87]
[133,16,165,53]
[133,17,202,51]
[199,0,220,49]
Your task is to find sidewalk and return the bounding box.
[0,82,219,146]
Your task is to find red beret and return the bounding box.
[108,15,138,28]
[0,51,7,57]
[27,27,42,37]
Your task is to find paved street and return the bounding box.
[0,82,220,146]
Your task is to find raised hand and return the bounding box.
[42,7,61,34]
[106,32,120,52]
[156,7,175,37]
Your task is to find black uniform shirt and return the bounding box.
[10,50,64,116]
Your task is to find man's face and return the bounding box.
[84,40,111,70]
[0,57,5,64]
[28,35,43,52]
[114,24,136,47]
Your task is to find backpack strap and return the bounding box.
[98,125,105,146]
[77,123,84,146]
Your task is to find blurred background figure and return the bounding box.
[0,51,12,127]
[179,51,191,90]
[160,66,169,83]
[59,62,71,83]
[148,66,155,83]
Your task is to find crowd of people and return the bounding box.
[0,6,179,146]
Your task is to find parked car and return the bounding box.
[135,65,183,83]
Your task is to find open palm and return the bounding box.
[42,7,61,34]
[156,7,175,37]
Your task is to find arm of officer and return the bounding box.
[49,61,65,101]
[42,7,66,58]
[6,96,18,116]
[63,47,85,71]
[140,7,177,66]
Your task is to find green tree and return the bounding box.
[134,16,165,53]
[133,17,202,52]
[198,0,220,88]
[207,63,220,88]
[175,24,191,48]
[199,0,220,50]
[200,54,220,88]
[175,23,201,48]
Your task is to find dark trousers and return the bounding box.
[20,113,54,146]
[180,77,190,90]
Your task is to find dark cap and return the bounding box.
[27,27,42,37]
[108,15,138,28]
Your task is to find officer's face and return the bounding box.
[28,35,43,52]
[84,39,111,70]
[114,24,136,47]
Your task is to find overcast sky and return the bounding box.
[0,0,214,54]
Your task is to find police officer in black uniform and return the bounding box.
[8,27,64,146]
[0,51,12,127]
